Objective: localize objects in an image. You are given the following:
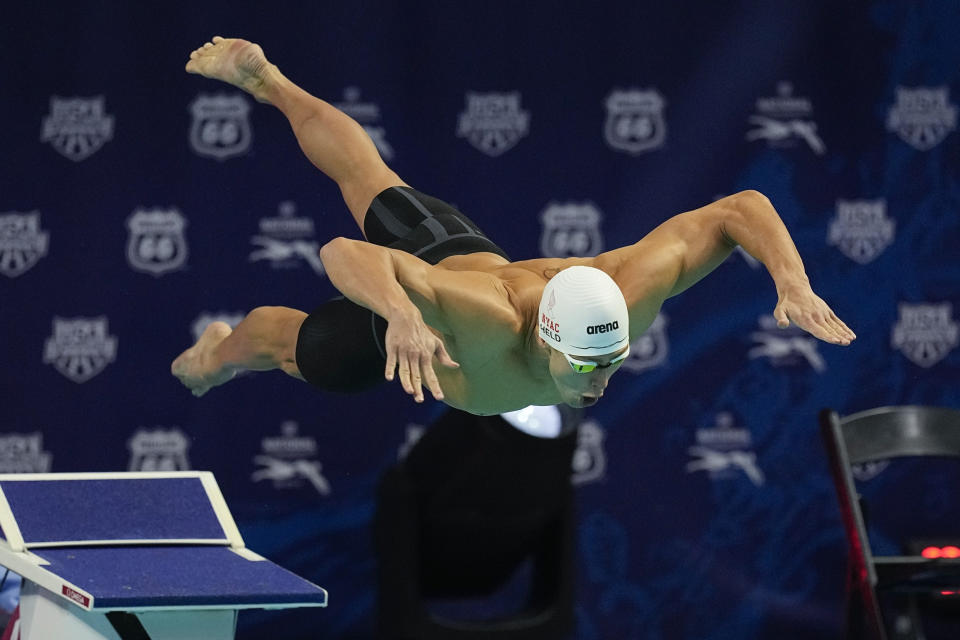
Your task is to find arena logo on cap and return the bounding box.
[334,86,394,160]
[746,81,825,154]
[43,316,117,383]
[41,96,114,161]
[0,211,49,278]
[887,86,957,151]
[189,93,252,160]
[252,421,331,495]
[891,302,959,368]
[250,201,325,275]
[749,315,826,373]
[0,432,53,473]
[571,420,606,486]
[603,88,667,155]
[620,313,669,374]
[587,321,619,335]
[539,202,604,258]
[126,208,189,276]
[686,412,764,486]
[827,199,895,264]
[128,428,191,471]
[457,91,530,156]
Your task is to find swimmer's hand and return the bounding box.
[773,281,856,345]
[384,309,460,403]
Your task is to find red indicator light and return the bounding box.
[923,547,942,558]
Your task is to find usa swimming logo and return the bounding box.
[126,208,189,276]
[887,86,957,150]
[603,88,667,155]
[686,412,764,486]
[40,96,114,161]
[128,428,191,471]
[252,421,331,495]
[891,302,959,368]
[457,92,530,156]
[621,313,669,373]
[189,93,252,160]
[250,201,324,274]
[334,86,394,160]
[43,316,117,383]
[539,202,604,258]
[0,211,49,278]
[746,82,825,154]
[827,199,895,264]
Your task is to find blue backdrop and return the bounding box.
[2,1,959,638]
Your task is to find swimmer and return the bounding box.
[172,36,855,415]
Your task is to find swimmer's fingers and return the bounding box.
[400,350,421,399]
[383,316,453,403]
[416,336,457,402]
[389,352,420,401]
[384,347,398,382]
[385,343,429,402]
[420,352,444,402]
[774,286,856,345]
[407,352,426,403]
[828,310,857,342]
[434,341,460,370]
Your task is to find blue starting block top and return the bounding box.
[0,475,228,546]
[0,472,328,612]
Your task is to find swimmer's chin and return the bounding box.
[566,395,599,408]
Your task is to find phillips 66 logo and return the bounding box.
[603,88,667,155]
[189,94,252,160]
[126,208,188,276]
[539,202,604,258]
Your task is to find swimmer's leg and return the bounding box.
[185,36,405,231]
[171,306,305,397]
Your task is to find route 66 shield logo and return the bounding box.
[621,313,669,373]
[539,202,604,257]
[126,208,188,276]
[571,421,606,485]
[189,94,252,160]
[604,89,667,155]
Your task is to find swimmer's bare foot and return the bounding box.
[171,321,237,397]
[185,36,274,102]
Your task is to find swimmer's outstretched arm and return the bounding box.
[598,190,856,345]
[319,237,460,403]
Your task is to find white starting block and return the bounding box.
[0,472,327,640]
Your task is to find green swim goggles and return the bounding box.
[562,345,630,373]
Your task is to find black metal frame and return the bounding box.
[820,406,960,640]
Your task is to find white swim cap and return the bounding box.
[538,266,629,356]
